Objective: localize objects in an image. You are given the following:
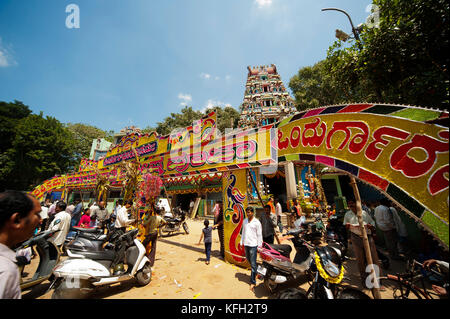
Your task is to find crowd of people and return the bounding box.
[0,191,171,299]
[205,195,448,296]
[1,189,448,299]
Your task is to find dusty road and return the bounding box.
[21,218,413,299]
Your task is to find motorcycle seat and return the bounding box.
[72,227,103,234]
[301,222,313,229]
[269,244,292,258]
[70,249,116,261]
[79,233,108,241]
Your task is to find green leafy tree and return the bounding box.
[155,106,204,135]
[0,101,32,153]
[141,126,157,134]
[1,112,76,191]
[289,60,348,111]
[154,105,240,136]
[0,101,33,190]
[65,123,112,164]
[203,106,240,133]
[355,0,449,108]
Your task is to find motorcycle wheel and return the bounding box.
[183,222,189,234]
[337,288,371,299]
[51,280,91,299]
[135,263,152,286]
[159,227,170,237]
[263,277,278,294]
[277,288,307,299]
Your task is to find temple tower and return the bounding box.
[238,64,297,128]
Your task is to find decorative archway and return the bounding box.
[276,103,448,248]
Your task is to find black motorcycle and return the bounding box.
[159,206,189,236]
[64,226,110,253]
[63,215,117,254]
[277,239,371,299]
[14,229,60,290]
[326,213,349,257]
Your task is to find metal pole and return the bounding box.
[321,7,362,48]
[349,176,381,299]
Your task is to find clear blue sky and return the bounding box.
[0,0,371,133]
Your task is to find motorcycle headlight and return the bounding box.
[323,259,341,278]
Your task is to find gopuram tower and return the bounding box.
[238,64,297,129]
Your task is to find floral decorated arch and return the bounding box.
[30,105,449,253]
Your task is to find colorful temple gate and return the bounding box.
[31,104,449,257]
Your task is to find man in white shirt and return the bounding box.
[0,190,42,299]
[189,200,195,214]
[47,201,57,222]
[66,201,75,217]
[374,199,401,260]
[114,200,135,231]
[240,206,263,291]
[39,201,49,232]
[343,200,382,287]
[275,198,283,233]
[90,201,110,230]
[113,199,123,217]
[48,201,72,248]
[389,204,409,254]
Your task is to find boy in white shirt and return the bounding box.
[240,206,263,292]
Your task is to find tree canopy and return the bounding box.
[0,101,112,192]
[290,0,449,110]
[65,122,114,165]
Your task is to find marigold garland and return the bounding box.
[314,251,344,284]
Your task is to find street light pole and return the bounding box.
[322,7,362,48]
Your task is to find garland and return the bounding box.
[314,251,344,284]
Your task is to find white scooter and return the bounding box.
[50,228,151,299]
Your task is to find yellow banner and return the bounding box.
[99,111,218,169]
[277,113,449,223]
[136,126,275,177]
[30,176,66,202]
[168,111,217,152]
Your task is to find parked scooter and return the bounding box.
[277,241,371,299]
[257,228,314,293]
[159,206,189,236]
[14,229,60,290]
[50,228,151,299]
[63,216,116,254]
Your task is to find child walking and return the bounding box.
[198,219,213,264]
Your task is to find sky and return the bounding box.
[0,0,372,133]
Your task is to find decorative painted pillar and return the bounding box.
[284,161,297,200]
[222,170,250,267]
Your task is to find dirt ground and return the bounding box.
[20,218,428,300]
